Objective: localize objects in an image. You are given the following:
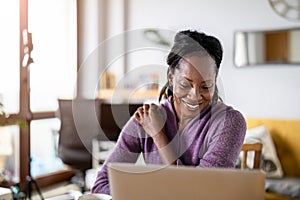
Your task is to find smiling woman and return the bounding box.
[92,30,247,195]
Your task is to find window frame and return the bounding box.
[17,0,74,191]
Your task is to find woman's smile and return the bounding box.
[181,99,201,111]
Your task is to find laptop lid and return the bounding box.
[108,163,265,200]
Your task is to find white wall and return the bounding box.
[77,0,104,99]
[126,0,300,119]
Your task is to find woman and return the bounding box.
[92,29,246,194]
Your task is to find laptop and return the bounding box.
[108,163,265,200]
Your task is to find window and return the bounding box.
[28,0,77,112]
[28,0,77,178]
[0,0,77,190]
[0,0,19,114]
[0,0,20,187]
[0,125,20,184]
[30,119,65,177]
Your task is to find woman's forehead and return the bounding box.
[175,55,216,80]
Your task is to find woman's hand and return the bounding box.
[134,103,166,139]
[135,104,176,165]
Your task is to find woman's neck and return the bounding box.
[171,98,194,131]
[178,117,193,132]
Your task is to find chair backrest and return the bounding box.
[99,103,142,141]
[241,143,263,169]
[57,99,101,171]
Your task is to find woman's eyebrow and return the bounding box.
[183,76,213,84]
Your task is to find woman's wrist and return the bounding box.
[152,131,177,165]
[152,130,168,149]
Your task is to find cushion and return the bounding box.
[245,118,300,177]
[266,178,300,198]
[240,125,284,178]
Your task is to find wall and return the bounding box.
[77,0,104,98]
[125,0,300,119]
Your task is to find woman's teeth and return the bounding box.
[182,100,200,110]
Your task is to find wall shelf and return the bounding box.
[97,89,159,102]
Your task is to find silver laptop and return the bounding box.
[108,163,265,200]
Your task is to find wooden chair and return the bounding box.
[241,143,263,169]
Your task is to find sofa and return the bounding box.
[246,118,300,200]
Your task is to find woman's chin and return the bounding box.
[182,106,201,118]
[181,102,210,118]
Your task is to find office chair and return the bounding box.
[98,102,142,141]
[91,102,142,168]
[241,143,263,169]
[57,98,101,191]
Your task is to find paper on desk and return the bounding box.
[79,193,112,200]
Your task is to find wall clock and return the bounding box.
[268,0,300,21]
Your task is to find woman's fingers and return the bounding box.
[134,104,161,125]
[143,104,150,111]
[134,103,166,138]
[134,111,140,121]
[134,105,149,123]
[134,107,143,122]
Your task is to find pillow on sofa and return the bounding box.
[266,178,300,198]
[240,124,284,178]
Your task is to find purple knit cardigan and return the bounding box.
[92,99,246,194]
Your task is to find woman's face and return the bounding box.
[169,54,216,120]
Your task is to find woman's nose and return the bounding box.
[189,87,202,101]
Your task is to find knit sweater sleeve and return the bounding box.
[91,118,143,194]
[199,108,246,168]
